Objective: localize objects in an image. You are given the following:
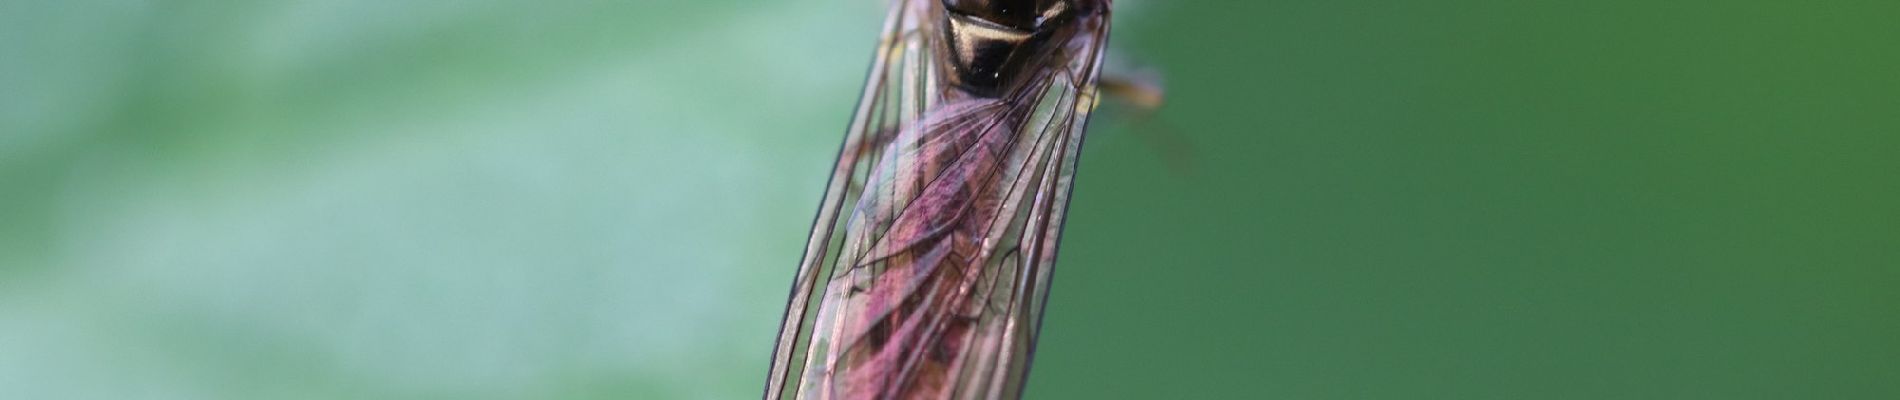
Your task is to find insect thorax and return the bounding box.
[936,0,1079,98]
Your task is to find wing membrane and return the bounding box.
[766,1,1110,399]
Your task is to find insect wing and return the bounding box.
[765,1,934,397]
[766,1,1110,398]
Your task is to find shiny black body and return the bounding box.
[937,0,1084,97]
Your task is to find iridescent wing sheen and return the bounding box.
[766,1,1109,399]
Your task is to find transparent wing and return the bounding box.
[764,0,938,397]
[948,17,1110,399]
[766,1,1110,399]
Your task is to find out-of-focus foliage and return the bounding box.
[1,1,879,398]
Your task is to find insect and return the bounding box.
[764,0,1113,399]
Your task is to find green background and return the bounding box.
[3,1,1896,399]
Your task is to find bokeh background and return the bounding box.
[3,0,1898,399]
